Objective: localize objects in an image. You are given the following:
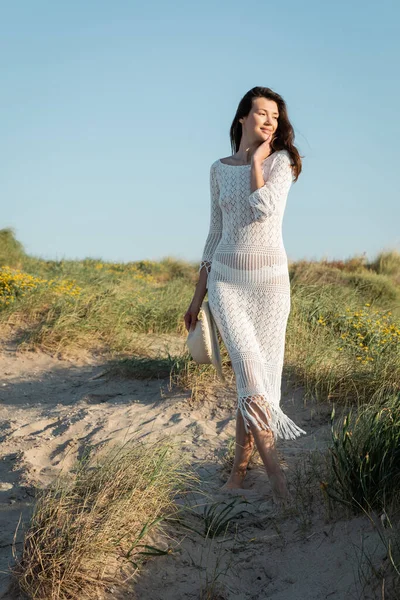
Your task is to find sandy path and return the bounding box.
[0,342,386,599]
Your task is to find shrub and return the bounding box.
[369,249,400,278]
[0,228,26,268]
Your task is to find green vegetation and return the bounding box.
[11,438,196,600]
[1,228,399,405]
[327,394,400,511]
[2,229,400,596]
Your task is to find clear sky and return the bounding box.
[1,0,399,265]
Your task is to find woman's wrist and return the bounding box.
[251,156,263,167]
[250,157,266,192]
[251,146,273,167]
[191,293,204,311]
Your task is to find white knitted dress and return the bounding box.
[199,149,306,440]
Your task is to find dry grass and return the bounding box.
[104,347,234,403]
[1,232,399,407]
[168,345,234,403]
[369,249,400,282]
[287,450,339,535]
[10,437,198,600]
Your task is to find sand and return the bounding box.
[0,338,387,599]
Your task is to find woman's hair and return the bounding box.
[230,86,303,181]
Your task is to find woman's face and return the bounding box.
[239,97,279,145]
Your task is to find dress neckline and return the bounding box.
[218,151,278,167]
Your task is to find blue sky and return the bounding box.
[1,0,399,265]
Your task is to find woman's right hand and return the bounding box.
[184,301,201,332]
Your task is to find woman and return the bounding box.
[184,86,306,504]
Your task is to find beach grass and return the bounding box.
[326,393,400,512]
[1,229,399,407]
[10,436,197,600]
[2,229,400,597]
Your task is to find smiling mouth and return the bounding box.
[261,129,272,133]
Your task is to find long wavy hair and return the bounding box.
[229,86,303,182]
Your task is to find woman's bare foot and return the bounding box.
[269,473,290,506]
[220,468,247,490]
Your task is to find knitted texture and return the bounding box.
[199,150,306,440]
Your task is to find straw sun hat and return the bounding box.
[186,300,226,383]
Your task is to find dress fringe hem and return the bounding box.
[237,394,307,441]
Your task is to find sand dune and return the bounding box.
[0,341,386,599]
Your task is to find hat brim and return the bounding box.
[201,301,226,383]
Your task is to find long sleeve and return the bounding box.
[198,161,223,288]
[248,151,294,222]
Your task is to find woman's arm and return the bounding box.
[249,151,294,222]
[185,162,222,331]
[197,161,222,288]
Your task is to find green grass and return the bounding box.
[1,229,399,407]
[0,227,26,267]
[326,393,400,512]
[285,280,400,405]
[2,231,400,597]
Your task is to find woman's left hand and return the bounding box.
[251,134,273,164]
